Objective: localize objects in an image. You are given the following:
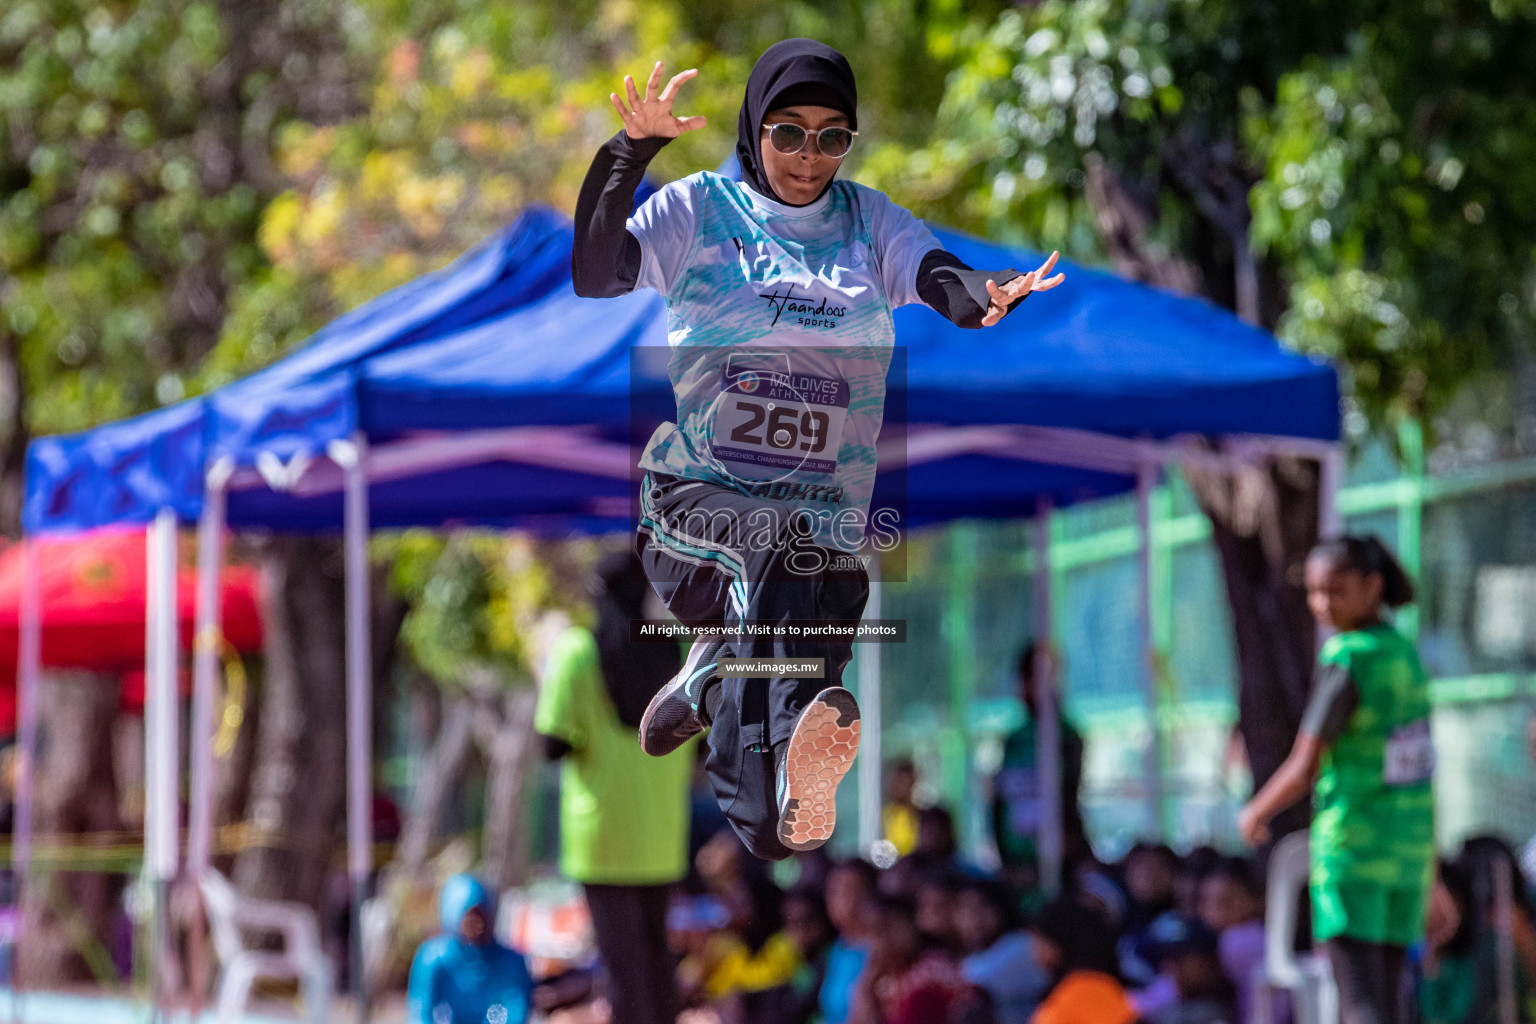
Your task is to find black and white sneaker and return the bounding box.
[638,632,726,756]
[776,687,861,852]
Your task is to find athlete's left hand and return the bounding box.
[981,251,1066,327]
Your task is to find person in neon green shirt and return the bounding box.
[535,553,695,1024]
[1239,535,1434,1024]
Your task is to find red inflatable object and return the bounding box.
[0,529,264,734]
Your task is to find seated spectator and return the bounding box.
[1198,857,1279,1024]
[1075,863,1129,932]
[1175,846,1223,917]
[820,858,881,1024]
[407,875,535,1024]
[883,808,988,902]
[957,878,1050,1024]
[1138,912,1237,1024]
[917,871,966,953]
[850,895,974,1024]
[742,887,837,1024]
[1416,859,1533,1024]
[1028,897,1138,1024]
[884,758,921,858]
[1458,835,1536,992]
[681,876,800,1006]
[1121,843,1181,987]
[1124,843,1180,931]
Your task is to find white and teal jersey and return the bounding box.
[626,171,940,552]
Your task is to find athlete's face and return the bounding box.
[1306,554,1383,632]
[760,105,850,205]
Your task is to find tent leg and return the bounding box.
[188,461,230,1012]
[146,507,181,1021]
[1317,445,1345,648]
[13,538,42,1004]
[342,434,373,1024]
[1034,501,1063,897]
[857,553,883,857]
[1319,444,1344,538]
[1135,464,1165,839]
[189,468,229,875]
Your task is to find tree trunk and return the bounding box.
[1186,454,1322,846]
[476,688,540,892]
[234,537,348,913]
[18,671,123,985]
[0,328,27,538]
[392,695,477,878]
[1081,137,1319,847]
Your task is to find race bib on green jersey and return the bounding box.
[1383,719,1434,786]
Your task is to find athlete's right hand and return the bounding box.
[612,62,707,140]
[1237,803,1270,847]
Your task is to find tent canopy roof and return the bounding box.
[24,197,1337,536]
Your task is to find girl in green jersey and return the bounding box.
[1239,535,1435,1024]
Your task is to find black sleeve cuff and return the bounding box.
[914,249,1025,329]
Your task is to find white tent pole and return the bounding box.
[1319,443,1344,538]
[1317,444,1346,652]
[13,537,42,1001]
[188,461,231,878]
[340,433,373,1023]
[857,552,883,857]
[1135,464,1166,839]
[145,507,180,1018]
[1034,500,1063,897]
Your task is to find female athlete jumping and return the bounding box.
[573,39,1065,860]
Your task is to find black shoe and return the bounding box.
[638,633,725,756]
[776,687,861,852]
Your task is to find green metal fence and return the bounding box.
[860,422,1536,862]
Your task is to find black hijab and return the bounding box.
[736,39,858,206]
[594,550,680,729]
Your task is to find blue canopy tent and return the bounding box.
[16,197,1339,1003]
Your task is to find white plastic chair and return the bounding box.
[199,869,332,1024]
[1264,831,1338,1024]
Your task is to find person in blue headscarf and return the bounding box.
[407,874,535,1024]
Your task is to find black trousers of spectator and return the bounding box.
[1326,938,1407,1024]
[637,472,870,861]
[584,883,676,1024]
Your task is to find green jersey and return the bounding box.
[534,626,694,885]
[991,713,1084,868]
[1302,623,1435,928]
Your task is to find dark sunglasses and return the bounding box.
[762,122,859,159]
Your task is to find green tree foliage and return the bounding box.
[208,0,1007,384]
[0,0,355,437]
[384,532,597,690]
[869,0,1536,427]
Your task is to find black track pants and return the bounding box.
[583,883,676,1024]
[636,472,869,860]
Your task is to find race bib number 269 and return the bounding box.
[709,363,849,479]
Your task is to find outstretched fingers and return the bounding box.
[659,67,698,103]
[644,61,664,103]
[624,73,641,110]
[610,92,631,120]
[1033,272,1066,291]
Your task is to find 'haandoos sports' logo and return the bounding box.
[758,285,848,329]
